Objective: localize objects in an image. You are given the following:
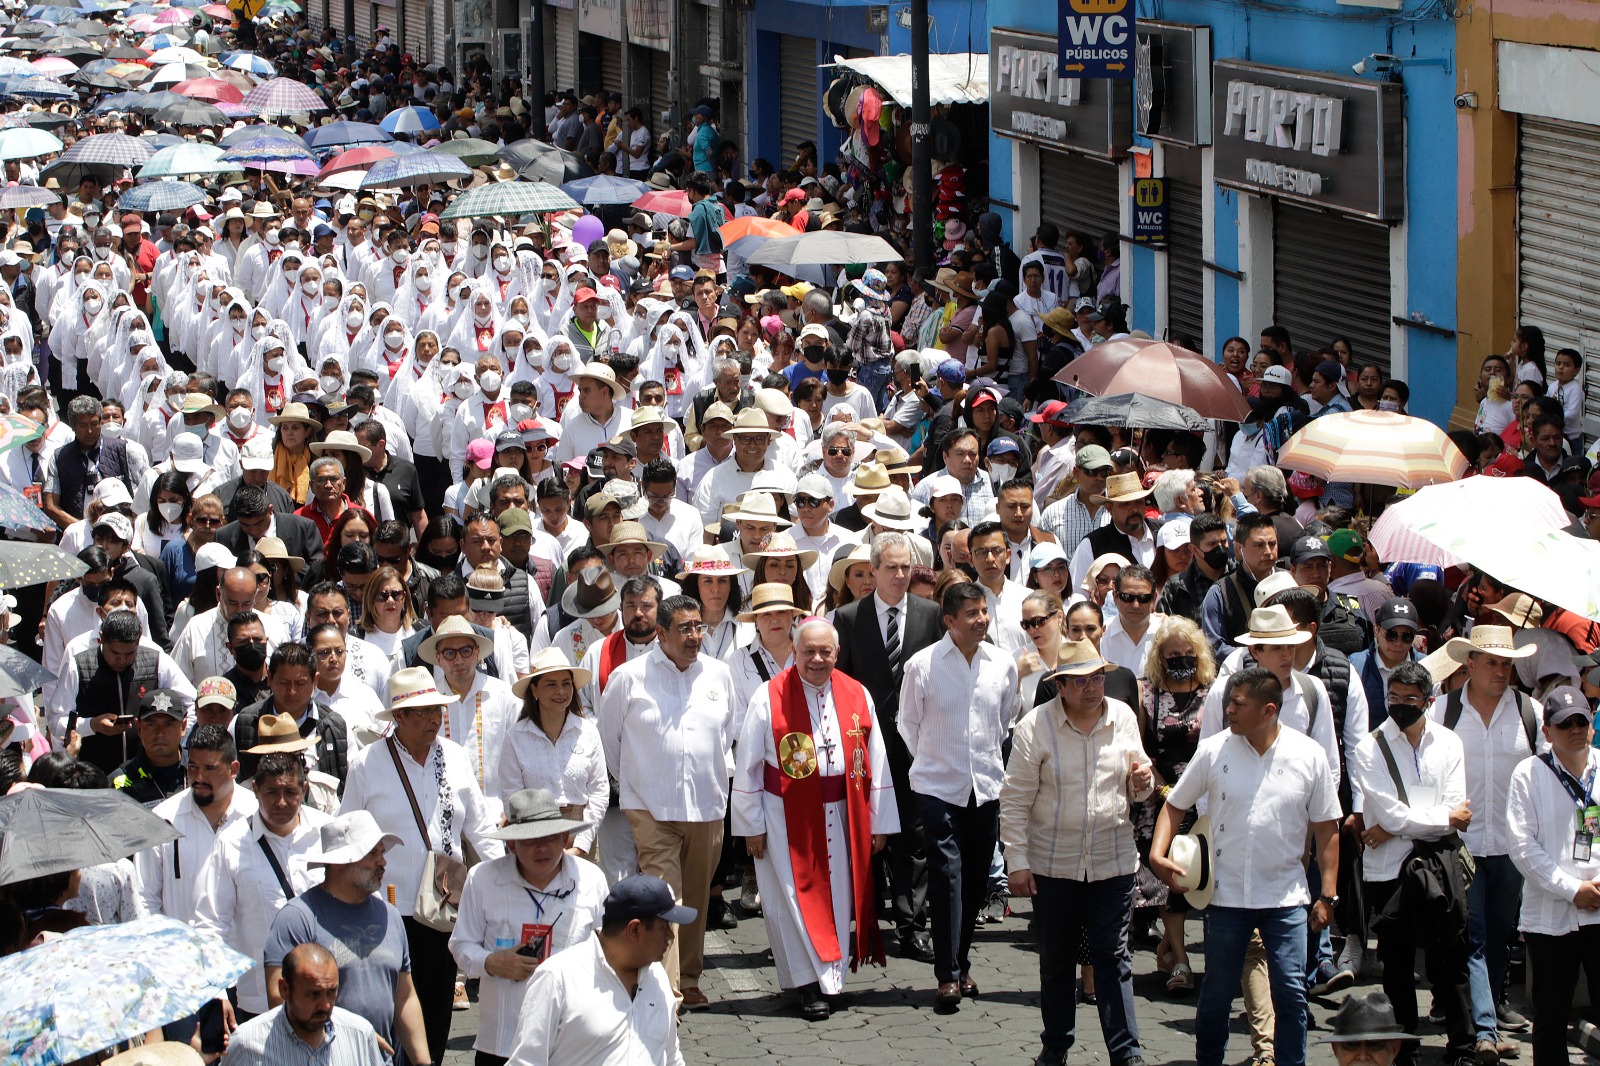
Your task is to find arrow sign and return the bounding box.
[1057,0,1136,80]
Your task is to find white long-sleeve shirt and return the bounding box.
[134,787,258,923]
[1431,685,1546,857]
[495,714,609,854]
[1350,718,1466,882]
[1508,748,1600,936]
[897,635,1019,806]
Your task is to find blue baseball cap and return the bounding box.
[603,874,697,925]
[313,223,337,240]
[986,437,1021,457]
[936,359,966,385]
[669,265,695,282]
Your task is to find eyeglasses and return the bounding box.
[1555,716,1594,730]
[1064,673,1106,687]
[1382,629,1417,643]
[645,491,676,504]
[436,644,480,661]
[313,646,346,661]
[1020,613,1056,631]
[375,588,406,603]
[1117,591,1155,605]
[669,622,708,636]
[794,496,829,508]
[376,553,407,566]
[971,544,1007,559]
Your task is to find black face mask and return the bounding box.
[1387,701,1426,730]
[81,581,104,604]
[1165,655,1199,680]
[825,368,850,386]
[1202,546,1232,572]
[803,346,828,365]
[233,640,268,671]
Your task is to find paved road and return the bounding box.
[441,895,1571,1064]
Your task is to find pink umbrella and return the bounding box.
[125,15,159,32]
[318,144,394,179]
[1052,338,1253,422]
[29,57,77,78]
[172,77,244,104]
[201,3,232,15]
[631,189,691,218]
[153,8,191,24]
[216,101,257,118]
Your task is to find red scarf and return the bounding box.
[597,630,629,690]
[769,666,883,969]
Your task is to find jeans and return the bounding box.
[916,791,999,984]
[1197,906,1309,1066]
[1304,855,1334,979]
[1465,853,1523,1040]
[857,358,893,411]
[1006,371,1029,400]
[1526,928,1600,1066]
[1035,873,1141,1062]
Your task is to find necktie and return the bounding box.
[885,605,901,675]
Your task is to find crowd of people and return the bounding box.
[0,7,1599,1066]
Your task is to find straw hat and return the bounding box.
[1236,605,1312,647]
[1442,624,1538,664]
[721,491,792,528]
[724,407,780,438]
[256,534,307,573]
[243,713,313,755]
[310,429,373,463]
[102,1042,206,1066]
[510,646,593,699]
[417,614,495,666]
[378,666,457,722]
[1042,638,1115,680]
[560,565,621,619]
[677,544,750,580]
[1091,472,1152,504]
[268,401,322,429]
[179,393,225,420]
[486,787,590,841]
[1484,592,1544,630]
[569,361,627,398]
[1165,814,1214,910]
[860,486,924,532]
[736,582,800,623]
[598,521,667,560]
[827,542,874,592]
[743,531,818,571]
[845,461,892,500]
[876,445,921,477]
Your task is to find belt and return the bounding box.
[763,763,847,802]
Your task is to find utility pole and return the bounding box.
[528,1,545,105]
[910,0,931,276]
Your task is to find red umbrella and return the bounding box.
[171,77,244,104]
[318,144,395,179]
[632,189,692,218]
[1052,338,1252,422]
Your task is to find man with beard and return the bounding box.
[220,943,385,1065]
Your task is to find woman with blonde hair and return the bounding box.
[1134,615,1217,995]
[356,564,417,666]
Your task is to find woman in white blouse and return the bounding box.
[495,648,607,857]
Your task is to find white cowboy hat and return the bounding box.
[720,491,792,529]
[742,531,819,571]
[1166,814,1214,910]
[417,614,495,667]
[860,486,924,532]
[723,407,780,439]
[1236,605,1312,647]
[1443,624,1538,664]
[309,429,373,463]
[568,361,627,398]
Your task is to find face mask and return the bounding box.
[84,298,102,315]
[383,332,404,350]
[1165,655,1199,681]
[1387,701,1426,730]
[158,501,184,523]
[93,246,111,260]
[493,255,511,273]
[320,374,343,393]
[232,318,246,333]
[989,462,1016,484]
[527,349,546,371]
[184,422,208,440]
[1378,399,1401,412]
[553,353,573,373]
[1202,545,1231,572]
[392,249,409,265]
[825,367,849,386]
[803,346,827,364]
[228,408,253,430]
[81,582,104,604]
[233,640,268,672]
[510,313,528,329]
[453,379,475,399]
[100,420,123,439]
[479,371,502,393]
[596,302,613,320]
[415,276,432,293]
[442,242,458,256]
[264,231,281,246]
[345,311,363,329]
[471,244,488,261]
[194,279,209,295]
[252,324,267,339]
[301,280,318,295]
[265,355,285,374]
[542,277,559,293]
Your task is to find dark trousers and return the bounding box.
[1337,821,1367,943]
[1035,873,1141,1062]
[414,454,450,515]
[1527,927,1600,1066]
[883,728,928,940]
[916,790,998,984]
[404,915,458,1066]
[475,1054,509,1066]
[1366,878,1474,1065]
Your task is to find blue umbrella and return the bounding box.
[561,174,650,206]
[0,75,76,98]
[219,135,315,165]
[118,180,206,212]
[304,120,391,150]
[378,105,439,135]
[0,488,58,539]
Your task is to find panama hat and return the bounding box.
[677,544,750,580]
[720,491,792,529]
[1237,605,1312,647]
[827,542,874,592]
[255,535,307,573]
[845,461,892,499]
[510,646,593,700]
[1252,570,1299,608]
[1091,471,1152,504]
[743,531,818,571]
[243,713,314,755]
[598,521,667,560]
[417,614,495,666]
[876,444,921,477]
[486,787,590,841]
[179,393,225,420]
[378,665,457,722]
[860,486,924,532]
[569,361,627,399]
[102,1043,207,1066]
[724,407,780,438]
[1166,814,1214,910]
[736,582,800,623]
[560,565,621,619]
[268,401,322,430]
[309,429,373,463]
[1042,639,1115,680]
[1442,624,1537,664]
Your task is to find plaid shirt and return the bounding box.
[1037,489,1104,560]
[847,305,893,366]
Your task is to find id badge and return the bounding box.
[1574,830,1593,863]
[1584,805,1600,837]
[519,922,554,961]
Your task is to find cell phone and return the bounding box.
[114,714,137,725]
[517,932,549,959]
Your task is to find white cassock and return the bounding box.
[731,675,899,994]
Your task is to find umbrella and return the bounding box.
[153,97,226,126]
[0,914,251,1064]
[1052,338,1253,422]
[303,119,389,150]
[430,136,500,167]
[102,62,150,83]
[439,178,581,219]
[0,75,75,98]
[378,104,438,134]
[140,133,187,150]
[219,50,273,76]
[0,644,53,701]
[0,534,83,582]
[315,168,369,191]
[746,231,904,269]
[218,122,300,146]
[69,69,125,90]
[316,143,392,178]
[200,3,231,15]
[1060,392,1209,432]
[151,5,191,21]
[170,75,241,102]
[0,788,179,885]
[0,126,62,159]
[719,214,799,244]
[630,188,692,218]
[498,137,592,185]
[0,412,45,453]
[58,130,149,164]
[137,139,239,177]
[102,43,150,59]
[240,76,325,118]
[17,112,77,130]
[0,184,60,209]
[1472,530,1600,621]
[146,44,203,64]
[116,179,205,212]
[359,151,471,189]
[219,134,314,165]
[724,234,833,286]
[27,55,76,76]
[136,31,186,49]
[561,173,650,206]
[1368,477,1572,569]
[1275,410,1470,490]
[144,61,208,88]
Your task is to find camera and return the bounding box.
[1455,92,1479,111]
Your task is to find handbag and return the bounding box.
[386,737,469,933]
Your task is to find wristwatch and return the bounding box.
[1317,894,1339,907]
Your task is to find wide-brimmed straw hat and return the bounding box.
[243,712,313,755]
[1042,638,1115,680]
[1443,624,1537,664]
[1237,605,1312,647]
[720,491,792,528]
[724,407,780,438]
[309,429,372,463]
[1166,814,1214,910]
[417,614,495,666]
[378,665,456,722]
[845,461,892,500]
[598,521,667,560]
[510,647,593,700]
[860,486,924,531]
[677,544,751,580]
[743,531,818,571]
[736,582,800,623]
[1091,471,1152,504]
[827,542,873,592]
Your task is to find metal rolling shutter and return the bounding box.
[1038,149,1120,254]
[551,6,575,96]
[779,35,816,169]
[650,48,670,130]
[1273,201,1392,374]
[353,1,372,47]
[401,0,426,59]
[1518,114,1600,435]
[599,36,622,99]
[1165,178,1204,347]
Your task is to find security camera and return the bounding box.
[1455,92,1479,110]
[1352,59,1367,75]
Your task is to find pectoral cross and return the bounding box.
[818,734,838,767]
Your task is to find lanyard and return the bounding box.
[523,882,573,926]
[1540,753,1598,812]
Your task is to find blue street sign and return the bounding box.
[1131,177,1168,245]
[1058,0,1136,79]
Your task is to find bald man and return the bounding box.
[221,942,386,1064]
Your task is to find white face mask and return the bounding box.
[989,462,1016,485]
[194,279,208,294]
[84,298,102,315]
[264,231,281,246]
[542,277,559,293]
[345,311,363,329]
[265,355,285,373]
[415,276,432,293]
[510,313,528,329]
[158,501,184,523]
[453,379,475,399]
[596,302,613,320]
[480,371,503,393]
[527,349,546,371]
[93,246,111,260]
[442,242,458,256]
[383,332,404,350]
[227,407,253,430]
[252,324,267,339]
[301,280,319,295]
[231,318,246,334]
[320,374,343,393]
[392,249,409,265]
[493,255,511,274]
[470,244,488,261]
[553,353,573,373]
[473,312,491,327]
[100,420,123,439]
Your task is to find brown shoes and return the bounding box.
[680,988,711,1011]
[935,981,962,1011]
[960,976,980,998]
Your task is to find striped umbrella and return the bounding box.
[117,179,205,212]
[1368,477,1572,568]
[0,76,76,98]
[1275,410,1468,490]
[219,135,314,165]
[218,123,300,147]
[439,179,581,219]
[137,140,241,177]
[240,76,323,117]
[0,184,61,209]
[0,126,63,160]
[359,151,471,189]
[58,131,150,164]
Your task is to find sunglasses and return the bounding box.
[1382,629,1417,643]
[825,447,853,457]
[375,588,406,603]
[191,516,222,528]
[1020,614,1055,631]
[794,496,829,508]
[1116,591,1155,605]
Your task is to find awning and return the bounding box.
[827,53,989,108]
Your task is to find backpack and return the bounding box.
[1440,687,1538,753]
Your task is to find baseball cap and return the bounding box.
[1074,444,1113,472]
[669,265,695,282]
[92,512,134,544]
[936,360,966,386]
[572,286,600,304]
[1260,365,1294,387]
[1289,535,1333,564]
[794,473,833,501]
[497,507,533,536]
[138,688,186,721]
[494,429,525,452]
[195,543,237,572]
[986,437,1020,457]
[1371,597,1417,631]
[93,479,133,508]
[1543,686,1592,727]
[1326,528,1366,564]
[1157,518,1194,552]
[195,676,238,711]
[1027,399,1072,427]
[1072,296,1096,313]
[797,323,831,346]
[239,438,274,472]
[603,873,697,925]
[466,438,494,471]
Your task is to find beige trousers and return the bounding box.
[625,810,723,993]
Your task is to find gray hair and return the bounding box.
[802,291,833,319]
[869,531,913,567]
[66,395,103,424]
[796,617,839,648]
[1245,465,1289,509]
[309,456,345,479]
[819,424,854,450]
[93,226,118,244]
[489,472,529,498]
[1151,468,1195,513]
[712,357,741,381]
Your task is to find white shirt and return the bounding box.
[450,853,609,1058]
[135,787,259,923]
[1431,684,1545,856]
[193,807,330,1012]
[897,635,1020,806]
[1167,727,1341,909]
[338,737,505,917]
[551,402,632,466]
[42,589,151,677]
[577,634,654,714]
[47,642,195,742]
[1508,749,1600,936]
[496,714,609,854]
[169,604,289,680]
[434,668,520,799]
[982,578,1032,657]
[1350,719,1466,882]
[506,932,684,1066]
[639,498,706,565]
[1199,669,1342,794]
[691,454,775,527]
[794,523,862,598]
[1100,613,1165,679]
[599,647,738,822]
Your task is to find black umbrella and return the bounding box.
[0,644,54,700]
[156,99,227,127]
[0,788,180,885]
[72,70,127,91]
[498,138,593,185]
[127,91,188,117]
[1059,392,1209,432]
[21,112,77,130]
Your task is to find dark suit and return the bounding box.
[216,513,325,590]
[214,476,296,522]
[835,592,941,943]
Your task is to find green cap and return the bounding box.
[497,507,533,537]
[1326,527,1365,564]
[1075,444,1113,472]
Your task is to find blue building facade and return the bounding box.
[987,0,1458,425]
